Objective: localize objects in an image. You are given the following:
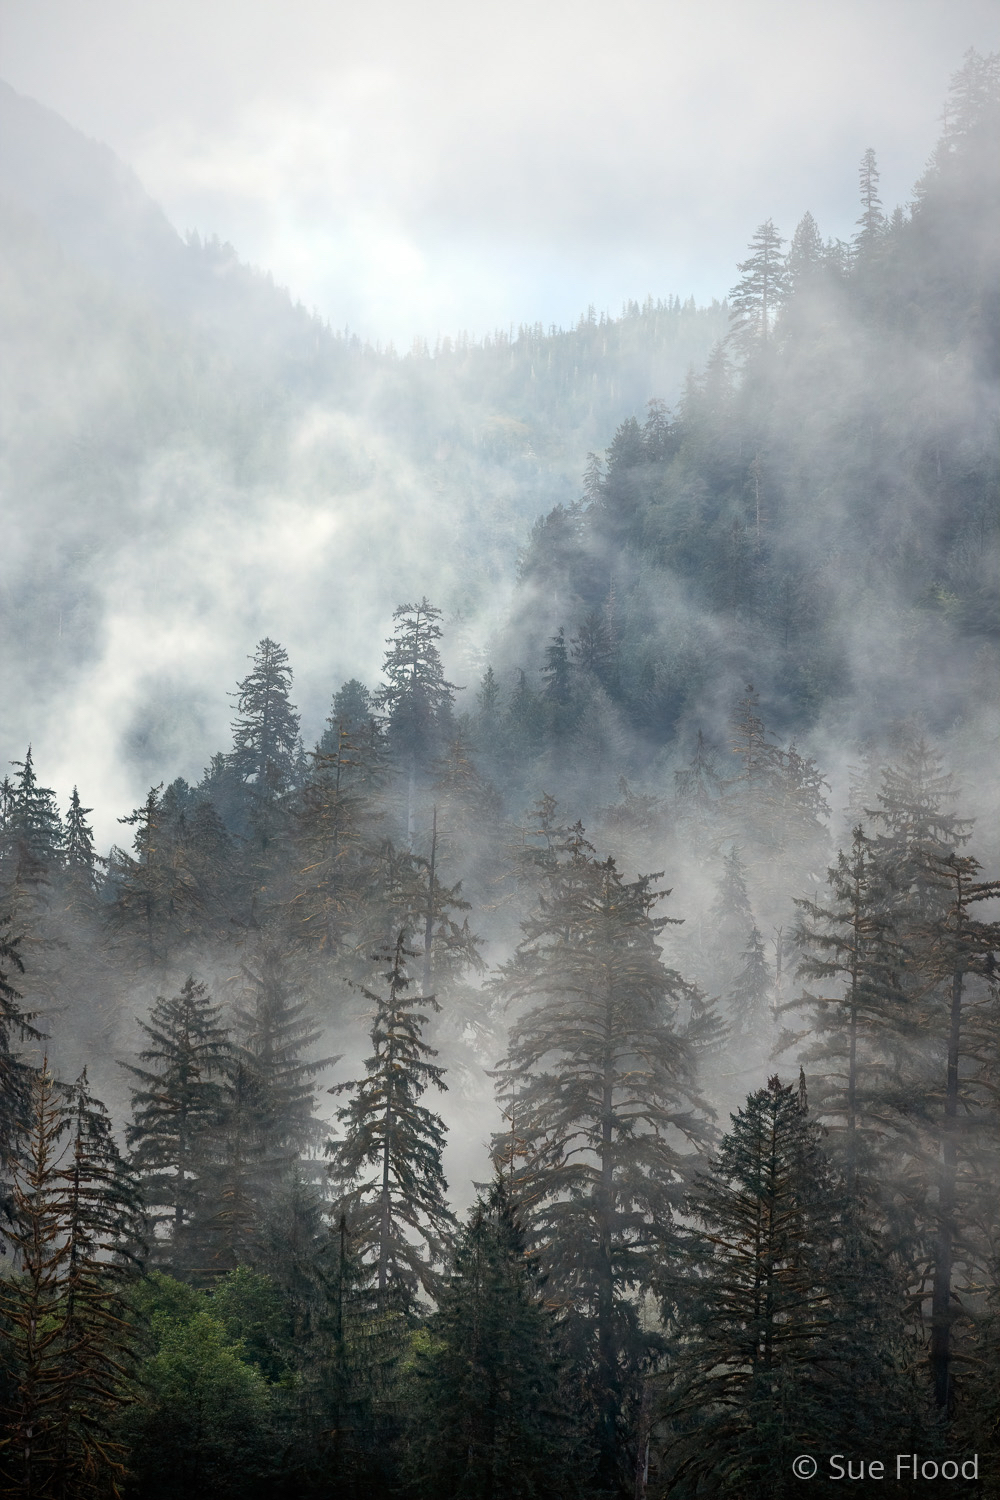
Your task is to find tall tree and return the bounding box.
[493,836,712,1496]
[327,933,455,1307]
[0,1065,143,1499]
[656,1076,918,1499]
[407,1177,580,1500]
[0,919,41,1226]
[374,600,458,808]
[789,826,911,1200]
[124,977,232,1276]
[855,147,885,249]
[728,220,789,353]
[228,639,301,850]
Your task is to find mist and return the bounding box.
[0,17,998,1500]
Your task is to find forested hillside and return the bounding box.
[0,51,998,1500]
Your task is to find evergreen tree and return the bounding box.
[913,852,1000,1412]
[407,1178,580,1500]
[124,977,231,1276]
[657,1077,918,1499]
[855,147,885,250]
[728,220,789,353]
[785,210,825,293]
[374,599,458,779]
[61,787,99,899]
[729,923,773,1041]
[0,1065,143,1499]
[326,932,455,1307]
[704,844,755,995]
[229,638,301,794]
[789,826,911,1200]
[493,836,712,1495]
[2,747,63,890]
[211,953,332,1270]
[0,919,41,1225]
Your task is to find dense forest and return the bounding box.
[1,50,999,1500]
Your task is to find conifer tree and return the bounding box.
[229,637,301,794]
[729,923,773,1041]
[124,977,231,1275]
[913,852,1000,1411]
[728,220,789,353]
[211,954,332,1269]
[0,919,41,1225]
[789,826,911,1199]
[3,747,63,887]
[0,1065,143,1499]
[327,932,455,1306]
[61,786,99,904]
[855,147,885,249]
[493,834,712,1495]
[407,1177,580,1500]
[657,1076,918,1499]
[374,599,458,777]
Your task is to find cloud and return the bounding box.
[3,0,998,340]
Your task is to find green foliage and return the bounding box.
[407,1179,583,1500]
[123,1309,274,1499]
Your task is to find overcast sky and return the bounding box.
[2,0,999,344]
[1,0,1000,343]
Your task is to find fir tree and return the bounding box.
[407,1177,580,1500]
[657,1077,918,1499]
[728,220,789,354]
[0,1065,143,1499]
[0,919,41,1226]
[374,599,458,778]
[211,954,332,1270]
[229,637,301,794]
[789,826,911,1199]
[493,837,712,1495]
[729,922,773,1041]
[327,932,455,1307]
[124,977,232,1276]
[61,787,99,901]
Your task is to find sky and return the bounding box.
[2,0,998,346]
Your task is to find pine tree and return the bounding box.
[229,637,301,794]
[729,923,773,1041]
[374,599,458,779]
[0,919,41,1226]
[657,1077,918,1499]
[0,1065,143,1499]
[704,844,755,995]
[855,147,885,250]
[407,1178,580,1500]
[211,953,332,1270]
[789,826,913,1202]
[493,838,712,1495]
[728,221,789,354]
[327,932,455,1307]
[124,977,232,1276]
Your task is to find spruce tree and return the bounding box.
[211,953,332,1270]
[0,919,41,1225]
[657,1077,918,1499]
[493,835,712,1495]
[728,221,789,353]
[229,637,301,793]
[790,826,911,1199]
[374,599,458,779]
[3,747,63,887]
[729,923,773,1041]
[124,977,231,1276]
[407,1178,580,1500]
[326,932,455,1306]
[0,1065,143,1499]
